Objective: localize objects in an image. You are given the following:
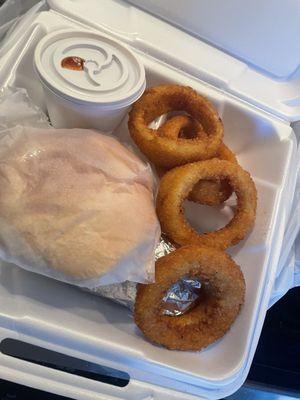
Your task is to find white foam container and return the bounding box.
[0,1,299,399]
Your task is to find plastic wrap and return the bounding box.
[0,0,46,51]
[0,86,50,128]
[268,131,300,306]
[0,87,160,288]
[268,166,300,305]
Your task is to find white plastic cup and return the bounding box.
[34,30,146,132]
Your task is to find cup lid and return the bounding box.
[34,29,146,107]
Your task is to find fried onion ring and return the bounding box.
[156,159,257,249]
[158,115,206,140]
[128,85,223,168]
[189,143,237,205]
[157,115,238,205]
[134,246,245,351]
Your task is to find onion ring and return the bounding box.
[156,159,257,249]
[189,143,237,205]
[134,245,245,351]
[157,115,238,205]
[128,85,223,168]
[158,115,206,140]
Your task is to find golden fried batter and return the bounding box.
[158,115,206,140]
[157,115,238,205]
[134,246,245,351]
[128,85,223,168]
[188,143,237,205]
[156,159,257,249]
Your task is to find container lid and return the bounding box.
[47,0,300,122]
[34,29,146,107]
[127,0,300,80]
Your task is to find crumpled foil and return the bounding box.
[160,277,201,316]
[84,236,175,310]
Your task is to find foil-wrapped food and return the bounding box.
[85,237,203,317]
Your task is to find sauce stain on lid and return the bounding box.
[61,56,85,71]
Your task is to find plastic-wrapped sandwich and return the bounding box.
[0,127,161,287]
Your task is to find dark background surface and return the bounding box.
[0,287,299,400]
[247,287,300,393]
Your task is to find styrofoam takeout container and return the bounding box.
[0,1,299,399]
[34,29,146,132]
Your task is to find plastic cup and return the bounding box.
[34,30,146,132]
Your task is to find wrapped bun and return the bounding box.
[0,127,160,287]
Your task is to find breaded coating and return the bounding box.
[128,85,223,168]
[134,246,245,351]
[156,159,257,249]
[157,115,237,205]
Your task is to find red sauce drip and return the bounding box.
[61,56,85,71]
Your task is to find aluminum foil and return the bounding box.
[160,277,201,316]
[153,235,175,260]
[86,280,137,311]
[84,236,175,310]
